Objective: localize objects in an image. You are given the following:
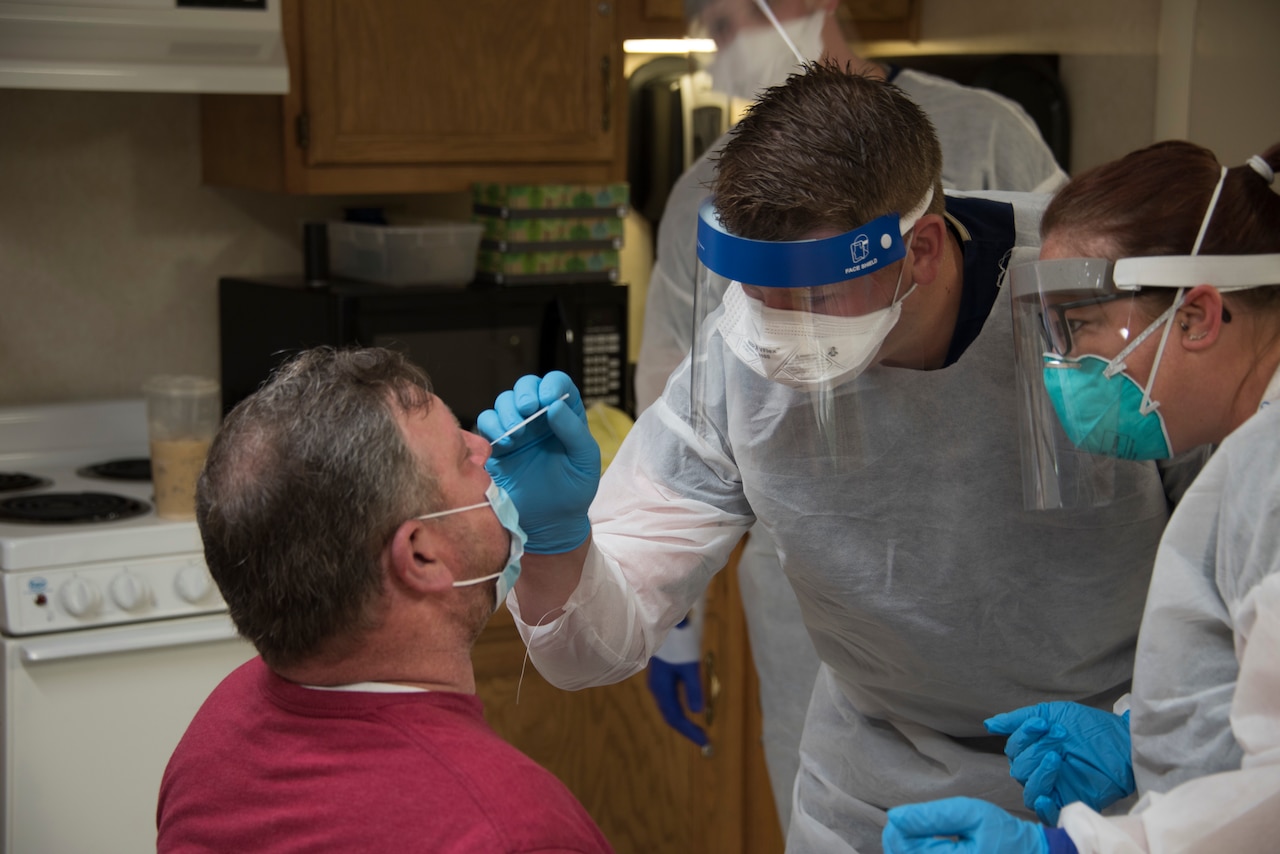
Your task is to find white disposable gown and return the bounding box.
[1060,395,1280,852]
[633,69,1070,829]
[511,193,1198,852]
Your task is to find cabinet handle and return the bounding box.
[704,649,720,725]
[600,55,612,132]
[702,649,720,758]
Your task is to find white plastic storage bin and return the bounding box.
[328,221,485,286]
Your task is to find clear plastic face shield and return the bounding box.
[1009,258,1145,510]
[685,0,825,101]
[690,191,930,460]
[1010,165,1280,509]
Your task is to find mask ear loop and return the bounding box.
[886,188,933,307]
[890,231,918,306]
[751,0,807,63]
[1105,165,1229,415]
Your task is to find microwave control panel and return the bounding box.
[580,318,625,410]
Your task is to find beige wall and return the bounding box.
[1162,0,1280,165]
[0,90,468,405]
[861,0,1278,172]
[859,0,1165,172]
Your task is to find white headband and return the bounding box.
[1114,254,1280,291]
[1248,154,1275,185]
[1113,161,1280,291]
[899,187,935,235]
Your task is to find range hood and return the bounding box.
[0,0,289,94]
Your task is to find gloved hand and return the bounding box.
[883,797,1049,854]
[985,702,1135,825]
[476,372,600,554]
[646,617,708,748]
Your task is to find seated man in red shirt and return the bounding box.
[157,346,613,854]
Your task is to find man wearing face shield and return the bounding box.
[639,0,1069,827]
[477,65,1202,853]
[639,0,1067,408]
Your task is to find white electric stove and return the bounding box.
[0,399,254,854]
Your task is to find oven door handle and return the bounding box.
[18,613,240,664]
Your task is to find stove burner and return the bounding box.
[0,492,150,524]
[78,457,152,482]
[0,473,51,493]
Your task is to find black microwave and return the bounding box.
[218,277,629,429]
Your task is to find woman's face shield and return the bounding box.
[1012,252,1280,509]
[690,195,925,457]
[1009,257,1149,510]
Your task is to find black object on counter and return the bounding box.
[303,222,329,288]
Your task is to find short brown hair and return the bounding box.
[1042,140,1280,319]
[712,60,944,241]
[1042,140,1280,259]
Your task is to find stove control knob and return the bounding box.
[110,573,151,612]
[175,564,212,603]
[59,578,102,619]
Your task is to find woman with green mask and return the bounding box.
[883,139,1280,853]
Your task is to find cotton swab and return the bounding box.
[488,393,570,446]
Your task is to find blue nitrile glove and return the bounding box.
[882,798,1054,854]
[646,617,708,748]
[476,372,600,554]
[985,702,1135,825]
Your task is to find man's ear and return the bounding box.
[905,213,947,287]
[1178,284,1227,350]
[385,519,454,594]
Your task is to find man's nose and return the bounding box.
[466,430,492,462]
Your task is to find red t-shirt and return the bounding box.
[158,658,614,853]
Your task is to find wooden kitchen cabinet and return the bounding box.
[618,0,686,39]
[473,540,785,854]
[618,0,921,43]
[202,0,628,194]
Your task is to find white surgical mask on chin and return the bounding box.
[719,263,916,390]
[707,8,825,101]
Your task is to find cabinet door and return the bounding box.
[300,0,619,167]
[472,542,782,853]
[620,0,922,41]
[619,0,685,39]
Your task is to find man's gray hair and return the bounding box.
[196,346,442,670]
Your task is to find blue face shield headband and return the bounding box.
[695,191,932,288]
[689,189,935,463]
[693,191,931,395]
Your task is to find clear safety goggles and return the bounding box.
[1009,258,1136,510]
[1009,253,1280,509]
[689,192,929,460]
[1018,254,1280,358]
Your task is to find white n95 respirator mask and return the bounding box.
[718,258,915,391]
[706,8,825,102]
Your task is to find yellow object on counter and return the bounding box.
[586,402,634,472]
